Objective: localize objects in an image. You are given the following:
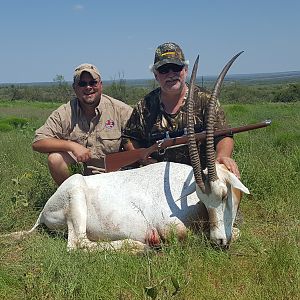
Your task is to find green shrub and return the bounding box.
[273,83,300,102]
[0,122,13,132]
[220,83,274,103]
[0,116,29,131]
[103,78,150,105]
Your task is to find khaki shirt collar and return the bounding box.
[75,97,102,119]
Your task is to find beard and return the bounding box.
[163,77,185,92]
[81,92,101,106]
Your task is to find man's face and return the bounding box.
[74,72,102,108]
[154,63,188,94]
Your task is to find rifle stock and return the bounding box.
[104,120,271,172]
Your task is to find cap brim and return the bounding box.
[73,69,100,83]
[153,58,185,70]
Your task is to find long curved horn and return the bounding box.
[186,55,205,192]
[206,51,244,182]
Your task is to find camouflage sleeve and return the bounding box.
[197,91,228,129]
[122,101,147,146]
[213,96,229,130]
[195,88,232,146]
[212,98,233,145]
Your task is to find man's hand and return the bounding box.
[215,137,240,178]
[216,156,240,178]
[71,143,92,162]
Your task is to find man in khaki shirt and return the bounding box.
[33,63,132,185]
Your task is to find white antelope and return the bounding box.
[3,53,249,251]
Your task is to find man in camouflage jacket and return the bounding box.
[123,42,239,177]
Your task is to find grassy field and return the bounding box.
[0,100,299,299]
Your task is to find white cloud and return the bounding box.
[73,4,84,11]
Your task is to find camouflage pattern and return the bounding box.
[153,42,186,69]
[123,85,231,166]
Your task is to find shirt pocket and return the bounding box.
[95,129,122,155]
[69,131,87,145]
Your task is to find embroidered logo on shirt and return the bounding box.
[104,119,115,129]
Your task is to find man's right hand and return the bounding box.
[70,143,92,162]
[33,138,91,162]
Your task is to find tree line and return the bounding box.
[0,75,299,105]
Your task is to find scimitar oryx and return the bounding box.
[2,52,249,252]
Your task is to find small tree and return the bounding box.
[53,74,66,86]
[52,74,73,102]
[104,72,127,103]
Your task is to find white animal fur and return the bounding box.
[4,161,249,251]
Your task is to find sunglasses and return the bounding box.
[157,64,184,74]
[77,80,99,87]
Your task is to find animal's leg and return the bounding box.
[66,188,98,250]
[92,239,148,254]
[66,219,78,251]
[68,238,147,253]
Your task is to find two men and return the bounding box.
[33,42,239,184]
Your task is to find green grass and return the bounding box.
[0,100,299,299]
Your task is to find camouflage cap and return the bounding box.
[73,63,101,83]
[153,42,186,70]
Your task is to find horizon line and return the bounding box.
[0,70,300,85]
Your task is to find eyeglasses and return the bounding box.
[157,64,184,74]
[77,80,99,87]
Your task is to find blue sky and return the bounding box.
[0,0,299,83]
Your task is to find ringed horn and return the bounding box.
[186,51,244,193]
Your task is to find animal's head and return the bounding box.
[196,164,249,246]
[187,52,248,247]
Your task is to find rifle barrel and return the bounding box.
[104,120,271,172]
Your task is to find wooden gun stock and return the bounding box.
[104,120,271,172]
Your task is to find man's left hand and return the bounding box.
[216,157,240,178]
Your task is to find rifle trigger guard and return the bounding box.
[157,140,165,155]
[158,148,166,155]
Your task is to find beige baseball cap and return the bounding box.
[73,63,101,83]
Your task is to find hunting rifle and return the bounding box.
[104,119,271,172]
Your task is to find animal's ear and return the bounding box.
[226,171,250,194]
